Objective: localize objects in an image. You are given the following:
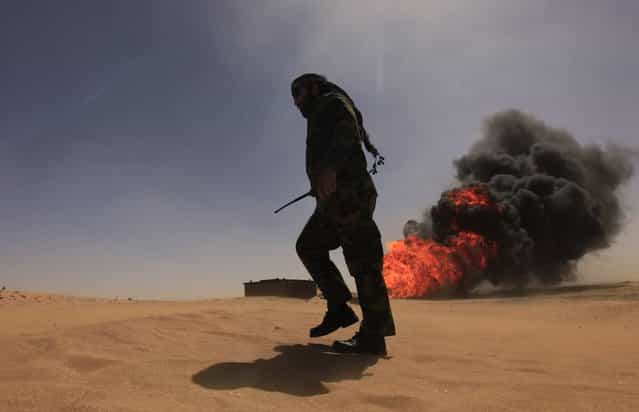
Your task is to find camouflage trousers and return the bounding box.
[295,192,396,337]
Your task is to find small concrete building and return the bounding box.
[244,278,317,299]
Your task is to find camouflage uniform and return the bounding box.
[295,92,396,337]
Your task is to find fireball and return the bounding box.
[383,186,499,298]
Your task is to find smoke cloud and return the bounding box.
[406,109,637,289]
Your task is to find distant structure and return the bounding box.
[244,278,317,299]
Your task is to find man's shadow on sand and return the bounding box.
[192,343,383,396]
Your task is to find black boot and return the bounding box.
[332,331,387,356]
[309,304,358,338]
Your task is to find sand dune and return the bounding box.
[1,283,638,411]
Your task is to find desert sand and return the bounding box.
[1,283,638,411]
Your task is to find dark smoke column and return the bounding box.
[410,109,636,290]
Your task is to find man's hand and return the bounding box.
[316,169,336,202]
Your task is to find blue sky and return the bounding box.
[2,1,638,298]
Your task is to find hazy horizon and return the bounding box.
[2,1,638,299]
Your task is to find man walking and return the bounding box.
[292,73,396,356]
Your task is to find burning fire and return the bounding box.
[445,184,493,208]
[383,186,499,298]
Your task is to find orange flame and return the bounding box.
[383,186,499,298]
[445,185,493,208]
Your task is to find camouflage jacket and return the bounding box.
[305,92,377,204]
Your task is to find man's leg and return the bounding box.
[331,194,396,355]
[296,209,358,337]
[340,217,396,337]
[296,209,352,308]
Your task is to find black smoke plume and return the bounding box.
[405,110,636,289]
